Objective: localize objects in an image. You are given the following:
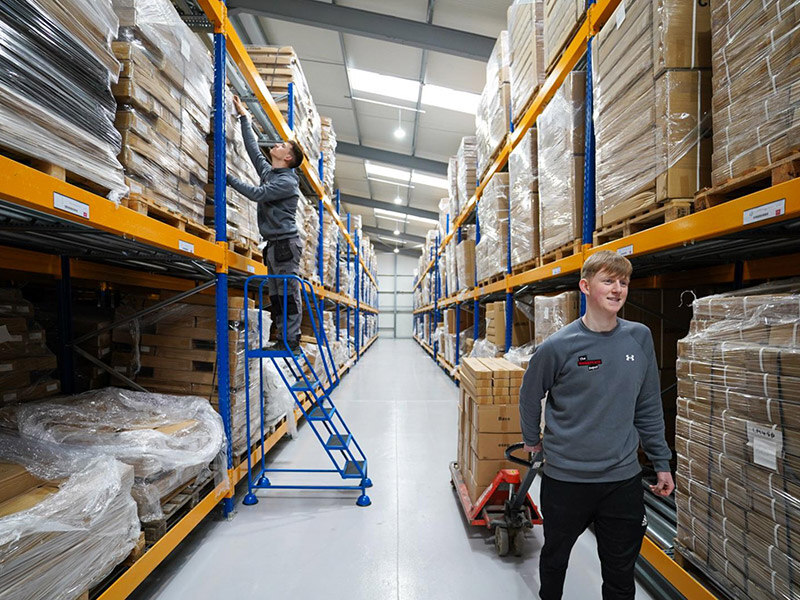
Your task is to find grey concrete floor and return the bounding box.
[129,339,657,599]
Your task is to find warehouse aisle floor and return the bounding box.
[130,339,657,599]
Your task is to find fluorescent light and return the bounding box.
[348,68,420,103]
[394,248,400,254]
[377,235,406,244]
[374,207,438,225]
[365,163,410,181]
[394,196,403,205]
[394,126,406,139]
[421,84,480,115]
[393,228,400,235]
[367,176,414,188]
[351,96,425,113]
[411,172,449,190]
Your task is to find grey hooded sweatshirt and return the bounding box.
[519,317,672,483]
[226,115,300,241]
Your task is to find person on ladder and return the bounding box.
[226,95,306,354]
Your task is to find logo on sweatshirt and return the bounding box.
[626,354,635,361]
[577,355,602,371]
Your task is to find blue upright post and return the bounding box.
[287,82,294,131]
[318,152,324,182]
[335,190,341,340]
[473,202,481,342]
[455,225,463,366]
[505,176,513,353]
[317,199,324,285]
[354,231,361,358]
[434,233,440,361]
[346,213,352,354]
[581,0,597,318]
[213,15,234,517]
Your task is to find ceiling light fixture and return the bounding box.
[393,109,405,139]
[350,96,425,113]
[393,228,400,235]
[394,248,400,254]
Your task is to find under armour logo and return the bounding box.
[642,515,648,527]
[626,355,635,361]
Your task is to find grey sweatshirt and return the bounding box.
[519,317,672,483]
[226,115,299,241]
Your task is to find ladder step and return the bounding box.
[343,460,366,479]
[325,433,352,450]
[291,378,321,392]
[307,403,336,421]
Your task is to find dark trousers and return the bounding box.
[263,237,303,342]
[539,472,647,600]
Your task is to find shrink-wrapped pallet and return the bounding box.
[476,32,511,176]
[543,0,583,71]
[296,198,320,281]
[457,136,478,208]
[509,127,539,267]
[508,0,545,122]
[448,157,460,216]
[534,291,579,345]
[439,197,450,237]
[675,280,800,600]
[320,116,337,197]
[537,71,585,255]
[455,225,477,292]
[0,0,126,200]
[593,0,711,227]
[112,0,213,224]
[0,433,139,600]
[475,173,510,282]
[709,0,800,186]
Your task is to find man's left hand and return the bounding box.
[649,471,674,497]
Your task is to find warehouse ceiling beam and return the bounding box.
[226,0,494,61]
[339,194,438,221]
[337,142,447,176]
[362,225,425,244]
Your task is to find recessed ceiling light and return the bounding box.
[394,196,403,205]
[393,228,400,235]
[394,126,406,139]
[394,248,400,254]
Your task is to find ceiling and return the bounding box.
[226,0,509,253]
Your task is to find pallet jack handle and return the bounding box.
[505,443,543,513]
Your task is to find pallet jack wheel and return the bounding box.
[494,527,510,556]
[512,529,525,556]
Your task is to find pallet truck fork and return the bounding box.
[450,443,543,556]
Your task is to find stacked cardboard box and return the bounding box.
[296,198,320,281]
[455,225,477,292]
[476,33,511,176]
[594,0,712,228]
[444,238,458,297]
[508,0,545,123]
[320,116,337,197]
[448,157,460,216]
[458,357,525,502]
[457,137,478,209]
[509,127,540,267]
[537,72,585,255]
[675,282,800,600]
[543,0,583,71]
[709,1,800,186]
[534,291,579,345]
[475,172,510,281]
[0,289,60,406]
[112,0,213,224]
[247,46,322,167]
[487,301,536,349]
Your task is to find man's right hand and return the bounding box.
[232,95,247,117]
[523,443,542,454]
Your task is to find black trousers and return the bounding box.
[539,472,647,600]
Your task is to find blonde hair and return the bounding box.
[581,250,632,281]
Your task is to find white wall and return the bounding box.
[376,252,417,338]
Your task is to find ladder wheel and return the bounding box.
[512,529,525,556]
[450,479,455,489]
[494,527,509,556]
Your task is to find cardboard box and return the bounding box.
[469,452,521,488]
[471,402,521,433]
[470,430,519,460]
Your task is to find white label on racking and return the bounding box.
[747,421,781,470]
[615,2,626,28]
[743,199,785,225]
[54,192,89,219]
[247,265,256,274]
[552,267,562,275]
[179,240,195,254]
[618,244,634,257]
[0,326,10,343]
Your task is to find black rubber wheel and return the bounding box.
[450,479,455,489]
[495,527,510,556]
[512,529,525,556]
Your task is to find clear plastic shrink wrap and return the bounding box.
[534,291,579,345]
[708,0,800,186]
[543,0,583,70]
[448,157,460,216]
[470,338,501,359]
[476,173,510,281]
[593,0,711,227]
[296,197,320,281]
[438,197,450,237]
[457,136,478,208]
[455,224,477,292]
[12,387,225,523]
[320,117,337,197]
[112,0,213,223]
[476,32,511,176]
[675,280,800,600]
[508,0,545,122]
[0,0,127,200]
[537,71,585,255]
[0,433,139,600]
[508,127,539,267]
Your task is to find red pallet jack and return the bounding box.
[450,443,543,556]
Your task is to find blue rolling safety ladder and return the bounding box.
[241,274,372,507]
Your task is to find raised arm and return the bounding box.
[238,115,271,180]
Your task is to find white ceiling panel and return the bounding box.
[319,106,359,145]
[256,17,344,63]
[342,35,424,80]
[432,0,510,38]
[338,0,429,23]
[425,52,486,94]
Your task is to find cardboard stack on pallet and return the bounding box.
[476,33,511,176]
[709,0,800,186]
[537,72,585,256]
[508,0,545,123]
[509,127,540,267]
[455,225,477,292]
[457,137,478,209]
[247,45,322,167]
[458,357,525,502]
[475,173,510,282]
[0,0,127,200]
[321,212,339,289]
[448,157,460,216]
[320,117,337,197]
[534,291,579,345]
[485,300,536,350]
[297,198,320,282]
[112,0,213,225]
[593,0,711,230]
[674,282,800,600]
[543,0,583,72]
[0,289,60,406]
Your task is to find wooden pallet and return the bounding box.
[142,471,215,545]
[511,256,539,275]
[545,15,586,74]
[121,532,147,568]
[231,413,290,468]
[476,271,506,288]
[593,200,693,245]
[124,195,215,241]
[694,150,800,211]
[540,238,582,265]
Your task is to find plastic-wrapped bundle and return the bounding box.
[534,291,578,345]
[543,0,583,71]
[476,32,511,176]
[320,117,337,197]
[504,341,536,368]
[475,172,510,281]
[593,0,711,227]
[447,157,460,216]
[509,127,539,266]
[0,433,139,600]
[508,0,545,123]
[445,238,458,298]
[455,224,477,292]
[321,213,339,289]
[675,280,800,600]
[112,0,213,223]
[296,198,320,281]
[709,1,800,186]
[438,197,450,236]
[0,0,126,200]
[470,338,500,358]
[457,137,478,208]
[537,71,585,255]
[12,388,225,522]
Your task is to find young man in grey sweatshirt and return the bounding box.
[226,95,305,352]
[519,250,674,600]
